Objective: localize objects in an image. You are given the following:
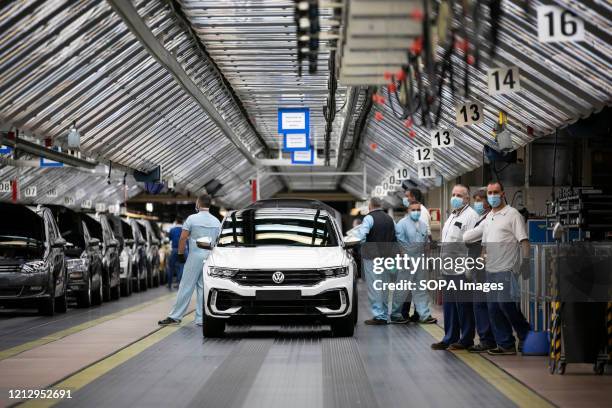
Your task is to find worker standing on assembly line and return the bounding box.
[462,189,496,353]
[395,201,437,324]
[158,194,221,327]
[480,181,532,355]
[166,216,185,289]
[431,184,479,351]
[353,197,398,325]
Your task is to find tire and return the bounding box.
[55,291,68,313]
[132,277,140,293]
[332,291,357,337]
[120,279,130,297]
[102,276,111,302]
[140,278,148,291]
[202,310,225,338]
[92,277,103,306]
[38,295,55,316]
[110,283,120,300]
[77,277,93,308]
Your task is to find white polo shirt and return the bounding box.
[420,204,431,235]
[440,204,479,274]
[481,205,528,273]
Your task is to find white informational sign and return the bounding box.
[487,67,521,95]
[292,149,313,164]
[46,188,58,198]
[284,133,308,150]
[393,168,410,180]
[537,6,585,43]
[24,186,37,198]
[456,101,485,127]
[108,204,120,215]
[372,185,386,197]
[0,181,11,194]
[281,111,307,130]
[95,203,107,213]
[413,146,434,163]
[430,128,454,148]
[417,164,436,179]
[81,199,93,209]
[64,196,75,206]
[387,173,403,187]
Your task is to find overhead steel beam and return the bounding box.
[1,134,97,169]
[107,0,258,165]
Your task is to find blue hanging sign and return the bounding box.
[0,145,12,154]
[40,147,64,167]
[283,133,310,152]
[278,108,309,134]
[291,148,314,165]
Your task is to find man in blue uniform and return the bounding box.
[166,216,185,289]
[395,201,437,324]
[158,194,221,326]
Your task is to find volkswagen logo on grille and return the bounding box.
[272,271,285,284]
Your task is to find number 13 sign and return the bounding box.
[455,101,484,127]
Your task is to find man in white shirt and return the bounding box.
[431,184,480,351]
[404,188,431,236]
[481,181,531,355]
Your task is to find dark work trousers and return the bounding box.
[473,269,496,347]
[441,274,475,346]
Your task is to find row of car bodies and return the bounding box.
[0,203,164,316]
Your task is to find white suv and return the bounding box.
[197,200,359,338]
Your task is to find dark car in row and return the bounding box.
[0,203,67,315]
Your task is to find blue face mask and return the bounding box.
[473,202,485,215]
[488,194,502,208]
[409,210,421,221]
[402,197,410,207]
[450,196,464,210]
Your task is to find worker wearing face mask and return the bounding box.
[480,181,531,355]
[462,189,496,353]
[395,201,437,324]
[431,184,480,351]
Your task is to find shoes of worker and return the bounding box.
[195,321,203,327]
[158,317,181,326]
[390,317,410,324]
[419,316,437,324]
[409,313,420,322]
[431,341,449,350]
[467,343,496,353]
[364,318,387,325]
[447,342,472,351]
[517,340,524,353]
[487,346,517,355]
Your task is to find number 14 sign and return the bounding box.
[487,67,520,95]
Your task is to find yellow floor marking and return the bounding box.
[18,313,195,408]
[0,293,174,361]
[419,323,553,408]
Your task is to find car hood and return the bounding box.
[209,246,347,269]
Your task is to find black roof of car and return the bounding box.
[246,199,336,213]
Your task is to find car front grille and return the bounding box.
[0,287,22,296]
[0,264,21,274]
[215,290,343,315]
[231,269,324,286]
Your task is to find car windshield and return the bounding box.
[218,209,337,247]
[0,204,45,259]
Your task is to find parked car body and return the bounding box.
[118,217,148,291]
[47,205,104,307]
[0,203,67,315]
[104,214,134,297]
[137,219,161,288]
[85,214,121,301]
[199,200,358,338]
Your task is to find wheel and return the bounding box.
[92,277,103,306]
[77,278,93,308]
[55,291,68,313]
[102,276,111,302]
[202,310,225,338]
[38,295,55,316]
[110,283,120,300]
[120,279,130,297]
[140,278,148,291]
[558,362,566,375]
[132,277,140,293]
[594,361,605,375]
[332,293,356,337]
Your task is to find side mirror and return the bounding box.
[138,238,146,246]
[52,237,67,248]
[163,237,170,244]
[196,237,213,250]
[88,238,101,247]
[107,239,119,248]
[343,236,361,249]
[125,238,134,246]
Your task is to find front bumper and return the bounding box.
[0,272,49,301]
[204,272,353,319]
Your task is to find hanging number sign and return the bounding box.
[430,128,454,148]
[414,147,434,163]
[0,181,11,193]
[24,186,37,198]
[46,188,58,198]
[393,168,410,180]
[95,203,107,213]
[456,101,484,127]
[64,196,75,206]
[417,164,436,179]
[537,6,585,43]
[81,200,93,209]
[488,67,521,95]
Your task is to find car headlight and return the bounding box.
[20,261,46,274]
[320,267,348,278]
[208,267,238,278]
